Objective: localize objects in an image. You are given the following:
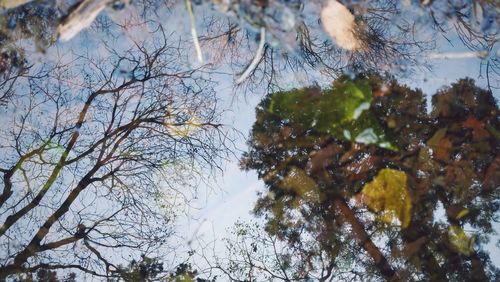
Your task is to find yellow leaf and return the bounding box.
[360,168,412,228]
[456,209,469,220]
[280,167,321,203]
[448,225,475,256]
[163,107,202,137]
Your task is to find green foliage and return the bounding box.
[267,76,397,150]
[242,74,500,281]
[115,258,212,282]
[13,269,76,282]
[167,263,214,282]
[117,256,164,282]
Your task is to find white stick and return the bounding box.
[186,0,203,64]
[235,27,266,85]
[0,0,34,9]
[428,51,488,59]
[57,0,109,41]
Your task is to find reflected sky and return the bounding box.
[0,0,498,280]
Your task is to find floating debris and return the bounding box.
[0,0,34,9]
[320,0,361,51]
[235,26,266,84]
[186,0,204,64]
[57,0,130,41]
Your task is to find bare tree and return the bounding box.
[0,29,234,280]
[202,220,360,282]
[418,0,499,90]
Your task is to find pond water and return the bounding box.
[0,0,498,281]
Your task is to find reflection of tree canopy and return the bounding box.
[0,0,498,280]
[239,75,499,281]
[0,32,232,280]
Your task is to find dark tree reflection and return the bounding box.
[234,75,499,281]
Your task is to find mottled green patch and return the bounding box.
[267,77,397,150]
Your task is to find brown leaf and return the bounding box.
[427,128,451,161]
[463,116,490,140]
[339,143,362,163]
[483,155,500,191]
[393,236,427,258]
[446,205,468,221]
[280,125,293,140]
[345,154,382,181]
[306,143,343,174]
[435,138,452,161]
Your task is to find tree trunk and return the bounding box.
[332,198,398,281]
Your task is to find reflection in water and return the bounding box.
[238,75,499,281]
[0,28,231,280]
[0,0,498,281]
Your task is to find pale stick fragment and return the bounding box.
[235,27,266,85]
[0,0,34,9]
[428,51,489,59]
[186,0,204,64]
[57,0,109,41]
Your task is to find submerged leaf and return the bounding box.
[360,168,412,228]
[456,209,469,220]
[448,225,475,256]
[57,0,109,41]
[463,116,490,140]
[427,128,452,161]
[163,108,202,137]
[320,0,362,50]
[279,166,321,203]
